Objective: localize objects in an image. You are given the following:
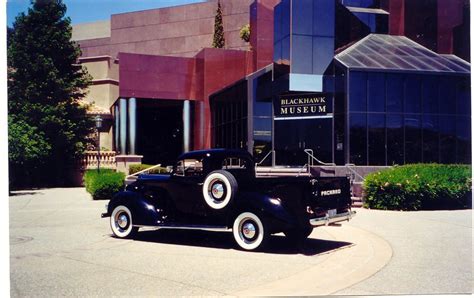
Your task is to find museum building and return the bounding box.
[73,0,471,167]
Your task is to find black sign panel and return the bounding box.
[274,93,331,118]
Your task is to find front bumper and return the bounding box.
[309,210,356,227]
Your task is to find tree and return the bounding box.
[239,24,250,43]
[212,0,225,48]
[8,0,93,187]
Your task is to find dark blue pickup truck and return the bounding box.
[102,149,355,251]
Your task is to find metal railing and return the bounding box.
[254,149,366,181]
[344,163,365,182]
[303,149,365,182]
[304,149,336,167]
[255,150,275,167]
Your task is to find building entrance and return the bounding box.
[136,100,186,166]
[274,117,333,166]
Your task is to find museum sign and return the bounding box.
[274,93,330,118]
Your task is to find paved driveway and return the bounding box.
[9,188,472,296]
[9,188,389,296]
[337,208,473,295]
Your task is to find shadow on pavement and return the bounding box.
[131,229,353,255]
[9,191,44,197]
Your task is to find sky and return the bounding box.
[7,0,206,27]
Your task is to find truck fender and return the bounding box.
[107,191,161,227]
[232,192,299,232]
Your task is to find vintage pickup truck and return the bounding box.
[102,149,356,251]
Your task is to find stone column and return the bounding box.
[119,98,127,154]
[183,100,191,152]
[114,104,120,152]
[128,97,137,155]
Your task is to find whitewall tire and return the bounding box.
[232,212,266,251]
[202,170,237,210]
[110,205,137,238]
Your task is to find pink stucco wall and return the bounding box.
[78,0,252,59]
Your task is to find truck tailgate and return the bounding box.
[310,177,352,210]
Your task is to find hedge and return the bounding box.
[363,164,472,210]
[128,164,168,175]
[84,169,125,200]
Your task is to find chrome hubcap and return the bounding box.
[117,214,128,229]
[211,183,224,199]
[242,222,256,239]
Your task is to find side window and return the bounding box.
[175,159,203,177]
[222,157,249,170]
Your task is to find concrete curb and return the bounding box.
[233,225,393,296]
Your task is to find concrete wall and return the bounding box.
[80,56,118,151]
[74,0,252,59]
[72,20,111,41]
[80,57,119,109]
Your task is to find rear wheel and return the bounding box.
[232,212,267,251]
[110,205,138,238]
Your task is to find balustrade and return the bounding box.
[82,151,116,169]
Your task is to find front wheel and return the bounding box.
[232,212,267,251]
[110,205,138,238]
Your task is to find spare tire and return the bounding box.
[202,170,238,210]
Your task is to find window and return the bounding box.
[422,114,439,163]
[438,77,456,115]
[292,0,313,35]
[367,73,385,112]
[386,73,403,113]
[174,159,203,177]
[313,0,335,36]
[456,116,471,163]
[312,36,335,74]
[292,35,313,74]
[349,72,367,112]
[405,74,421,113]
[368,114,386,165]
[422,76,438,114]
[405,115,422,163]
[349,113,367,165]
[222,157,249,170]
[439,115,456,163]
[457,78,470,115]
[387,114,404,165]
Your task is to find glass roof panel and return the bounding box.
[335,34,471,74]
[440,56,471,72]
[338,53,366,68]
[384,55,418,70]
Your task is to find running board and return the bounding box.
[134,224,231,232]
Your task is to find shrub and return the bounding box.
[239,24,250,42]
[84,169,125,200]
[363,164,472,210]
[128,164,169,175]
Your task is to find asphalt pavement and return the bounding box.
[8,188,472,296]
